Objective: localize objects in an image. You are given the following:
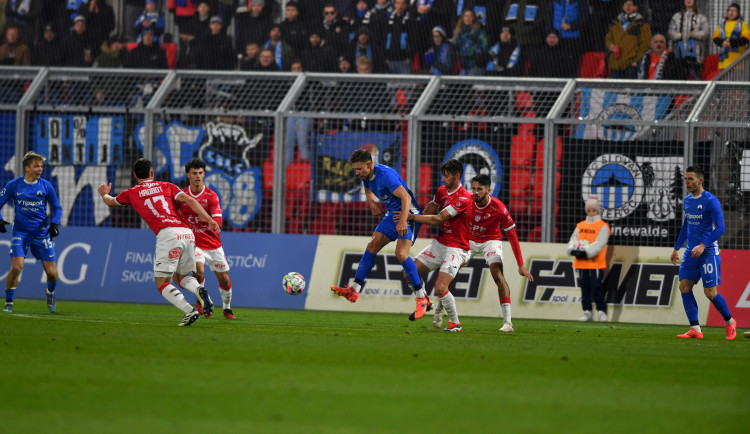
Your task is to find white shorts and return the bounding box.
[195,246,230,273]
[154,227,196,278]
[416,239,471,278]
[470,240,504,265]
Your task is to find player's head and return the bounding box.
[440,159,463,189]
[132,158,154,181]
[585,195,601,216]
[471,174,491,205]
[185,159,206,188]
[22,151,45,181]
[350,149,374,180]
[685,165,705,194]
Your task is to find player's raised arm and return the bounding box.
[98,183,122,207]
[175,192,220,233]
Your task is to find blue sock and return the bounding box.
[710,293,732,322]
[47,281,56,294]
[680,292,700,326]
[5,289,15,302]
[355,250,376,283]
[401,257,422,290]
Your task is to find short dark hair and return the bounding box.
[686,165,705,180]
[472,174,491,187]
[349,149,373,164]
[185,158,206,173]
[133,158,153,179]
[440,159,463,175]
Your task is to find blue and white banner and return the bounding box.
[575,88,672,141]
[314,131,402,202]
[0,226,317,310]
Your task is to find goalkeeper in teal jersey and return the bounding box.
[670,165,737,340]
[0,152,63,314]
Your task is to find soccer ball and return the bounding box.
[282,272,306,295]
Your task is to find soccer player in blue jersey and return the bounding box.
[670,165,737,340]
[0,152,63,313]
[330,149,432,319]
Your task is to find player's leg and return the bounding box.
[173,236,212,317]
[489,262,514,331]
[699,255,736,339]
[41,261,58,313]
[4,256,24,313]
[436,247,470,331]
[153,228,203,323]
[577,269,594,321]
[215,271,235,319]
[155,275,199,326]
[331,227,392,302]
[677,255,703,338]
[591,269,607,322]
[30,236,58,312]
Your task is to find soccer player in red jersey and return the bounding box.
[450,173,534,333]
[178,159,236,319]
[395,159,472,332]
[97,159,220,326]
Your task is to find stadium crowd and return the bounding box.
[0,1,748,78]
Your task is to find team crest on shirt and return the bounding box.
[697,205,703,210]
[37,190,43,196]
[168,248,181,259]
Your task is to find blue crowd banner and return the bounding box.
[0,227,318,310]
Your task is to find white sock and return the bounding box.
[726,318,735,326]
[161,284,193,313]
[415,289,426,298]
[179,276,201,296]
[434,297,443,313]
[501,303,512,323]
[692,325,702,333]
[220,286,232,309]
[440,292,460,324]
[352,282,362,293]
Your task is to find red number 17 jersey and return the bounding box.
[115,180,188,235]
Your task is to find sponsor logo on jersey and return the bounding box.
[168,248,181,259]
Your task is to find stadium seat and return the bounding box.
[511,135,537,167]
[531,170,561,199]
[418,163,432,205]
[162,42,178,69]
[310,202,338,234]
[578,51,608,78]
[285,161,312,234]
[262,158,274,191]
[702,54,719,80]
[535,137,563,168]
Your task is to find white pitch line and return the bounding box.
[9,313,162,327]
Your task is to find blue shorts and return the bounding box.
[679,252,721,288]
[375,212,421,244]
[9,232,56,262]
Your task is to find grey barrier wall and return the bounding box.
[2,66,748,249]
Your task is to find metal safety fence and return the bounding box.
[2,66,749,249]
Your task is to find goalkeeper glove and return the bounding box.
[572,249,588,259]
[0,219,8,233]
[46,222,59,239]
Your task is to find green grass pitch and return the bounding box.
[1,299,747,433]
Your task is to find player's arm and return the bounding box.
[175,192,220,233]
[401,207,453,226]
[701,197,725,248]
[97,183,124,207]
[364,186,381,215]
[47,182,63,225]
[392,185,412,236]
[504,226,533,281]
[0,180,13,232]
[671,218,688,265]
[209,192,223,226]
[422,200,439,216]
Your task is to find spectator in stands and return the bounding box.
[424,25,455,75]
[177,0,211,69]
[41,0,69,47]
[605,0,651,79]
[713,3,750,70]
[125,28,168,69]
[263,24,296,71]
[76,0,115,50]
[363,0,393,55]
[135,0,165,43]
[383,0,415,74]
[32,23,65,66]
[255,47,280,71]
[637,33,683,79]
[239,41,260,70]
[356,55,373,73]
[337,55,354,73]
[668,0,709,81]
[584,0,621,52]
[453,8,488,76]
[168,0,200,34]
[348,0,371,38]
[299,30,337,72]
[280,1,307,54]
[456,0,505,46]
[235,0,272,55]
[195,16,234,70]
[352,25,384,73]
[94,33,128,68]
[486,26,523,76]
[548,0,588,60]
[412,0,452,59]
[501,1,548,50]
[4,0,41,45]
[528,29,576,78]
[66,15,98,67]
[0,25,31,65]
[320,3,350,56]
